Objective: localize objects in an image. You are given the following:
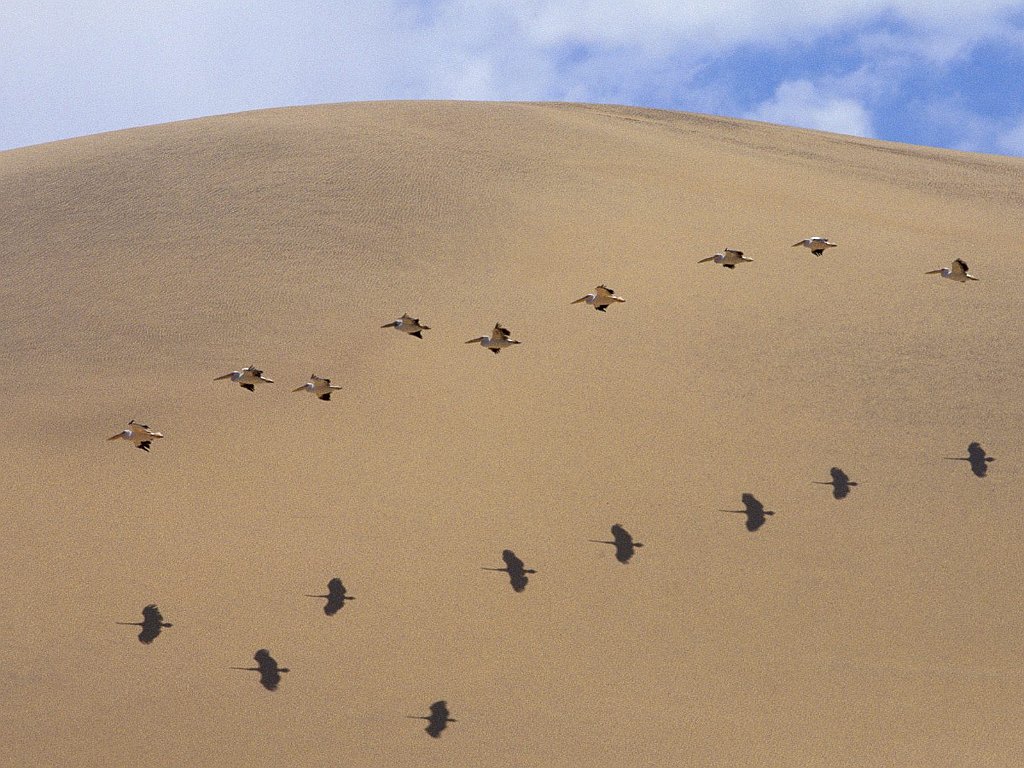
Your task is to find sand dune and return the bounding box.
[2,101,1023,766]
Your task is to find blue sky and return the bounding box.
[3,1,1024,154]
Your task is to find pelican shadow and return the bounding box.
[407,700,457,738]
[720,493,774,531]
[483,549,536,592]
[589,524,644,563]
[813,467,858,500]
[305,577,355,616]
[231,649,289,691]
[116,604,172,644]
[945,442,994,477]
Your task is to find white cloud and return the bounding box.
[497,1,1024,52]
[0,1,1021,150]
[746,80,875,137]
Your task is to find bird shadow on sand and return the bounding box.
[945,441,994,477]
[116,604,172,644]
[305,577,355,616]
[407,700,457,738]
[483,550,536,592]
[231,649,289,691]
[813,467,858,500]
[720,493,774,531]
[589,524,643,563]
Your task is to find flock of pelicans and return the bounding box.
[109,236,985,739]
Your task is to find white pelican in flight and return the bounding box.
[382,313,430,339]
[698,249,752,269]
[292,374,343,401]
[792,237,837,256]
[466,323,521,354]
[571,285,626,312]
[926,259,978,282]
[108,420,164,452]
[214,364,274,391]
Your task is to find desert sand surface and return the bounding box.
[1,100,1023,767]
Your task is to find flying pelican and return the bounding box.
[214,364,274,392]
[108,420,164,452]
[721,493,774,531]
[305,577,355,616]
[571,285,626,312]
[946,442,994,477]
[926,259,978,282]
[292,374,343,401]
[483,549,536,592]
[698,249,752,269]
[231,649,289,691]
[792,237,837,256]
[116,604,172,644]
[382,313,430,339]
[589,524,644,563]
[465,323,521,354]
[814,467,858,499]
[407,700,457,738]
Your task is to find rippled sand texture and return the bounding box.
[2,101,1023,766]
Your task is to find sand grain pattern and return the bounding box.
[1,101,1023,766]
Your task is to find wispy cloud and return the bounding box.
[747,80,874,138]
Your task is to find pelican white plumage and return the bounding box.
[698,249,752,269]
[465,323,521,354]
[571,285,626,312]
[214,365,274,391]
[292,374,343,401]
[108,420,164,452]
[926,259,978,282]
[382,313,430,339]
[792,237,837,256]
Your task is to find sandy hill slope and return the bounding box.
[1,101,1023,767]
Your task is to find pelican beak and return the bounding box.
[465,337,484,343]
[213,373,233,380]
[697,257,714,263]
[382,323,394,328]
[107,434,122,441]
[924,269,943,274]
[570,296,588,304]
[292,386,307,392]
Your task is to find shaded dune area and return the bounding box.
[1,101,1023,766]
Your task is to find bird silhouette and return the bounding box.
[814,467,858,499]
[116,604,172,644]
[589,524,644,563]
[721,493,775,531]
[407,700,457,738]
[483,549,536,592]
[946,442,994,477]
[231,649,289,691]
[305,577,355,616]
